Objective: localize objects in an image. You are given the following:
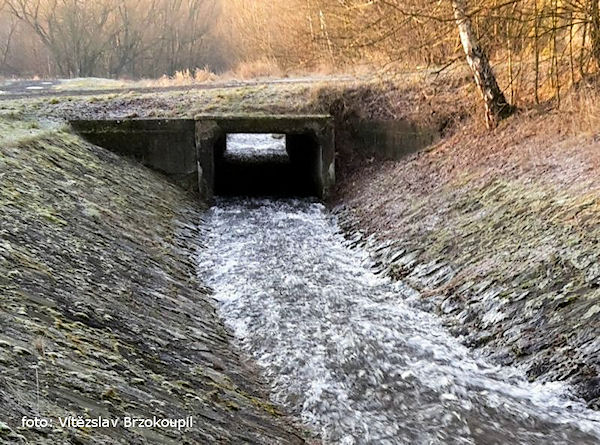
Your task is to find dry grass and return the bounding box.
[558,81,600,137]
[144,68,218,87]
[335,97,600,238]
[226,58,283,80]
[330,61,600,225]
[306,66,477,134]
[33,336,46,357]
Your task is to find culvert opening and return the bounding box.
[70,116,335,201]
[214,133,322,198]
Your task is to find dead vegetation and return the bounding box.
[331,69,600,404]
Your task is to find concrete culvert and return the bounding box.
[71,114,336,203]
[214,133,322,198]
[196,115,335,202]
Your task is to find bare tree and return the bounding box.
[5,0,118,76]
[0,10,18,71]
[451,0,513,128]
[589,0,600,68]
[1,0,599,110]
[2,0,224,77]
[108,0,151,77]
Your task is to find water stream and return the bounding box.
[197,135,600,445]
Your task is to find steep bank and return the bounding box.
[333,109,600,408]
[0,118,306,444]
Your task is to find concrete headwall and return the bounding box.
[343,119,440,161]
[70,115,436,202]
[70,119,198,191]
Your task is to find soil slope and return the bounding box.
[0,118,307,444]
[334,109,600,408]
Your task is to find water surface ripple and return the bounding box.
[198,145,600,445]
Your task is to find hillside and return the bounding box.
[0,118,306,443]
[334,102,600,408]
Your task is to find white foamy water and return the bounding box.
[225,133,287,161]
[197,135,600,445]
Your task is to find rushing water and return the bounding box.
[224,133,287,161]
[198,135,600,445]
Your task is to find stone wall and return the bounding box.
[0,127,308,443]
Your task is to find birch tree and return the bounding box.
[451,0,513,128]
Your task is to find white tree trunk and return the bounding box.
[451,0,513,128]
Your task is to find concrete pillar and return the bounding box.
[314,120,336,200]
[195,120,222,204]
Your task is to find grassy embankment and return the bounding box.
[0,114,307,444]
[333,71,600,408]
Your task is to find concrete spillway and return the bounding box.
[70,115,335,201]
